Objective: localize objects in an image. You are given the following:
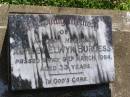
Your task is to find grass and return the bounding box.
[0,0,130,10]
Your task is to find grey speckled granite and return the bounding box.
[0,14,112,97]
[8,14,114,90]
[4,5,130,97]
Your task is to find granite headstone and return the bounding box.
[8,14,115,90]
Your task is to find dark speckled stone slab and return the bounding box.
[8,14,115,90]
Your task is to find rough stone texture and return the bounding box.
[0,4,8,53]
[0,4,130,97]
[111,31,130,97]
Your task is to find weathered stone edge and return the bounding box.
[0,4,130,31]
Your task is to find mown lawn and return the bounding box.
[0,0,130,10]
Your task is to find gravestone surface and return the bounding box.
[1,4,130,97]
[0,14,111,97]
[8,14,115,90]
